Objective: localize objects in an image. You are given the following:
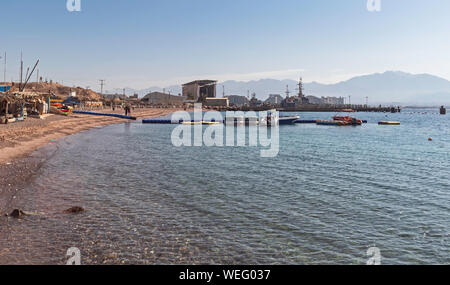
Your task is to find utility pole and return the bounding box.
[20,52,23,86]
[348,95,351,106]
[123,88,126,97]
[3,52,6,83]
[99,79,105,96]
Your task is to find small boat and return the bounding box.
[378,121,400,125]
[333,116,363,125]
[279,115,300,125]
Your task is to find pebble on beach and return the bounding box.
[64,206,86,214]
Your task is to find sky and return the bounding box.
[1,0,450,92]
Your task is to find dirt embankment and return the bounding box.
[9,82,102,101]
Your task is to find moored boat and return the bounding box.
[279,115,300,125]
[333,116,363,125]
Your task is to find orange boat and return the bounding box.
[333,116,363,126]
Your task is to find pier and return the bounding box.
[237,105,401,113]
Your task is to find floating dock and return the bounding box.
[73,110,137,120]
[316,120,346,126]
[294,120,317,124]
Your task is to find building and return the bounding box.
[182,80,217,102]
[321,96,344,105]
[63,96,81,107]
[141,92,185,106]
[303,95,344,105]
[205,97,229,108]
[226,95,249,107]
[264,94,284,105]
[103,93,128,101]
[306,96,322,104]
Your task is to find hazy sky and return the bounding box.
[1,0,449,91]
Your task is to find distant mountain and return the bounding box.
[111,71,450,105]
[303,71,450,105]
[220,71,450,105]
[108,86,181,98]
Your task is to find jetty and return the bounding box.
[239,105,400,113]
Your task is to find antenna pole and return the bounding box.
[20,52,23,86]
[20,59,39,91]
[99,79,105,96]
[3,52,6,83]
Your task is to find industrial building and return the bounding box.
[226,95,249,107]
[204,97,229,108]
[182,80,217,102]
[264,94,284,105]
[141,92,185,106]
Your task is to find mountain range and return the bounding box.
[109,71,450,106]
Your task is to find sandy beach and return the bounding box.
[0,107,182,215]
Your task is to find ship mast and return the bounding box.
[297,77,304,98]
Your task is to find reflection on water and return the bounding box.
[1,110,449,264]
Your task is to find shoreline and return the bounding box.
[0,107,183,164]
[0,107,182,215]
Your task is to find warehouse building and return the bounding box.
[182,80,217,102]
[141,92,185,106]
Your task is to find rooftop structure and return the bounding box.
[226,95,249,107]
[182,80,217,102]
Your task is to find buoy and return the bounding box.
[428,137,433,141]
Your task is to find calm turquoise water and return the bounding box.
[2,109,449,264]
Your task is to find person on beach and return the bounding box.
[125,105,131,116]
